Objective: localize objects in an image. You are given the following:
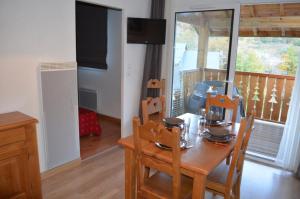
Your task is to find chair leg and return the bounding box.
[144,167,150,179]
[137,191,142,199]
[235,176,241,199]
[224,192,231,199]
[212,192,217,198]
[226,156,230,165]
[226,152,231,165]
[232,183,237,199]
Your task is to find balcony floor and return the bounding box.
[247,119,284,160]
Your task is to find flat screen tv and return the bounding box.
[127,17,166,44]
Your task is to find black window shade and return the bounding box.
[76,1,108,69]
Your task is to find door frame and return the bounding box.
[75,1,124,159]
[164,2,241,116]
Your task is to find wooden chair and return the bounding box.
[205,93,240,124]
[205,115,254,199]
[142,96,166,124]
[132,117,193,199]
[206,94,241,165]
[147,79,165,96]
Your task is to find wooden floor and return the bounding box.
[80,115,121,159]
[43,147,124,199]
[43,147,300,199]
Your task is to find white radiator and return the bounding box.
[78,88,98,112]
[40,62,80,170]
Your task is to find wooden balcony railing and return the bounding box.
[173,68,295,123]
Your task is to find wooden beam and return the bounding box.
[178,15,300,30]
[249,5,258,36]
[249,5,256,17]
[253,28,258,36]
[210,30,229,36]
[281,28,286,37]
[196,23,209,69]
[240,16,300,29]
[280,4,285,36]
[177,15,206,27]
[279,4,284,16]
[239,30,300,37]
[176,6,300,38]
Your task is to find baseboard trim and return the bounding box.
[41,158,81,180]
[245,153,282,169]
[97,114,121,125]
[82,145,120,162]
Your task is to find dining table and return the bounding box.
[118,113,239,199]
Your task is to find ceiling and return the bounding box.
[177,3,300,37]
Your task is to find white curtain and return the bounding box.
[276,65,300,172]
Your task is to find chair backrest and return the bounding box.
[226,115,254,188]
[147,79,165,96]
[142,96,166,124]
[205,93,240,124]
[132,117,182,199]
[236,115,255,173]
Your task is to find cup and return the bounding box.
[198,117,207,135]
[215,109,221,120]
[200,108,206,119]
[207,108,214,127]
[183,117,191,139]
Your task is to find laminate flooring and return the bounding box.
[43,147,300,199]
[80,116,121,159]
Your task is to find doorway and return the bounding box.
[170,8,239,117]
[76,1,122,159]
[235,3,300,163]
[168,2,300,166]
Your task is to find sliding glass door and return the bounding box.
[171,7,240,116]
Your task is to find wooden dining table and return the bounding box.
[118,113,239,199]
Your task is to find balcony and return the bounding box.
[172,68,295,160]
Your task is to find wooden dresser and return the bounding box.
[0,112,42,199]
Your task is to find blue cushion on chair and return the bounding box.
[186,80,245,121]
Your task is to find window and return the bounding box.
[171,10,234,116]
[76,1,108,69]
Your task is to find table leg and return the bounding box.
[125,148,136,199]
[192,173,207,199]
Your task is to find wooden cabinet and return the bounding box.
[0,112,42,199]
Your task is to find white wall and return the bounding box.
[0,0,76,172]
[0,0,150,172]
[78,9,122,119]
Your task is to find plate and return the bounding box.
[202,131,234,143]
[155,140,186,150]
[207,127,230,137]
[206,119,224,125]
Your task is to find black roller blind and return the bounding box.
[76,1,108,69]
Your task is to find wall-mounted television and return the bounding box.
[127,17,166,44]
